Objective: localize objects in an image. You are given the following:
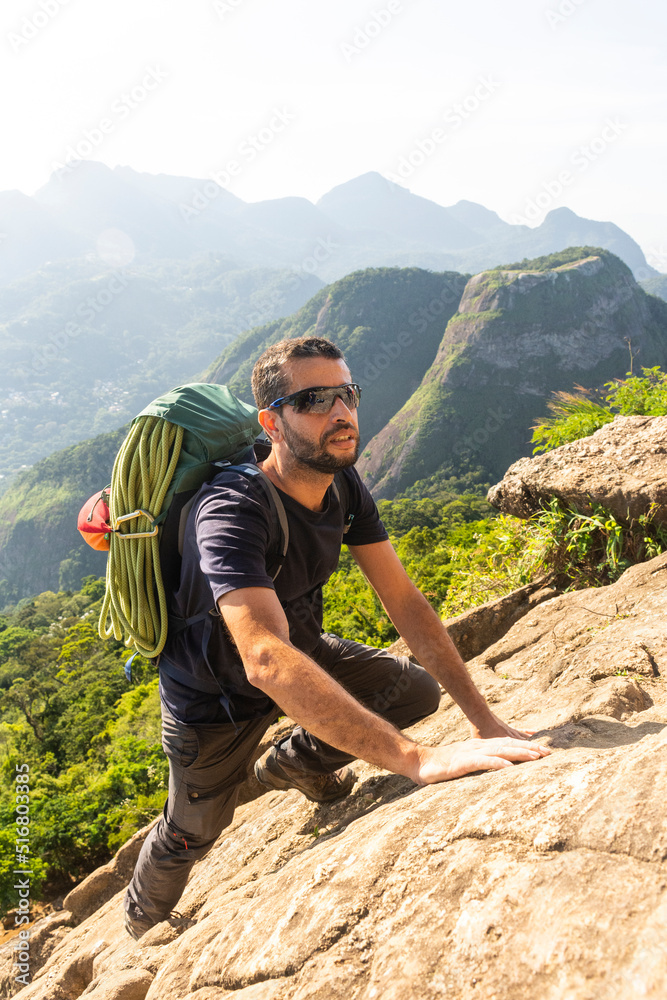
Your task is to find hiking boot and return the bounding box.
[124,899,154,941]
[124,900,195,941]
[254,746,356,803]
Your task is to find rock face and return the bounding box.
[5,553,667,999]
[487,413,667,523]
[357,250,667,498]
[204,265,468,447]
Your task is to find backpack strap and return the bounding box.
[332,471,354,534]
[229,463,289,580]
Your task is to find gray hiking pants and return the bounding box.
[125,634,441,926]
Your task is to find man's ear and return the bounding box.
[258,407,283,443]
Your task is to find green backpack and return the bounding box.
[92,382,349,667]
[97,383,289,661]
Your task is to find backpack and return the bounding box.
[78,382,351,671]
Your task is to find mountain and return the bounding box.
[446,198,515,238]
[0,426,126,605]
[641,273,667,303]
[7,551,667,996]
[0,190,87,282]
[2,250,666,603]
[204,267,468,445]
[357,248,667,499]
[34,161,198,259]
[0,266,467,603]
[0,165,658,286]
[316,174,481,250]
[0,255,323,487]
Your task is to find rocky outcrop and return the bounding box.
[487,413,667,523]
[358,249,667,498]
[5,552,667,999]
[390,575,562,664]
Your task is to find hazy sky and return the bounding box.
[2,0,665,268]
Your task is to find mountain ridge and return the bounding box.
[3,249,665,602]
[0,164,657,285]
[358,248,667,498]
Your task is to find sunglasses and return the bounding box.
[268,382,362,414]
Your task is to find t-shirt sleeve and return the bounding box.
[194,477,276,604]
[342,467,389,546]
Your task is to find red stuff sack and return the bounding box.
[77,488,112,551]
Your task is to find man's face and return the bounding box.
[274,357,361,473]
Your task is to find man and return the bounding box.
[124,336,549,939]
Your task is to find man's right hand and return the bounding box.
[412,738,552,785]
[218,589,552,785]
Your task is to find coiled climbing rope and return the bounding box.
[99,415,184,658]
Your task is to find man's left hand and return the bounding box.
[470,710,535,741]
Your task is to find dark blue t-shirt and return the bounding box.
[159,464,388,724]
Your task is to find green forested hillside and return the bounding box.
[0,427,127,605]
[359,248,667,497]
[0,255,322,488]
[0,578,163,910]
[4,253,664,604]
[1,266,469,602]
[204,267,468,444]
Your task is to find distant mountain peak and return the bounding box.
[543,206,580,222]
[316,171,400,202]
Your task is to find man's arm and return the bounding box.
[217,587,550,783]
[349,540,532,740]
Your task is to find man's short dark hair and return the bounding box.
[251,337,346,409]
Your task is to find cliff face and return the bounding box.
[357,250,667,498]
[5,551,667,1000]
[205,266,469,446]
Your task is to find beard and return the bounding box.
[281,420,360,473]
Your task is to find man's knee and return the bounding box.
[411,666,442,719]
[371,662,440,721]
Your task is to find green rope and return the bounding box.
[99,417,184,659]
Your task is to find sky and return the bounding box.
[2,0,666,269]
